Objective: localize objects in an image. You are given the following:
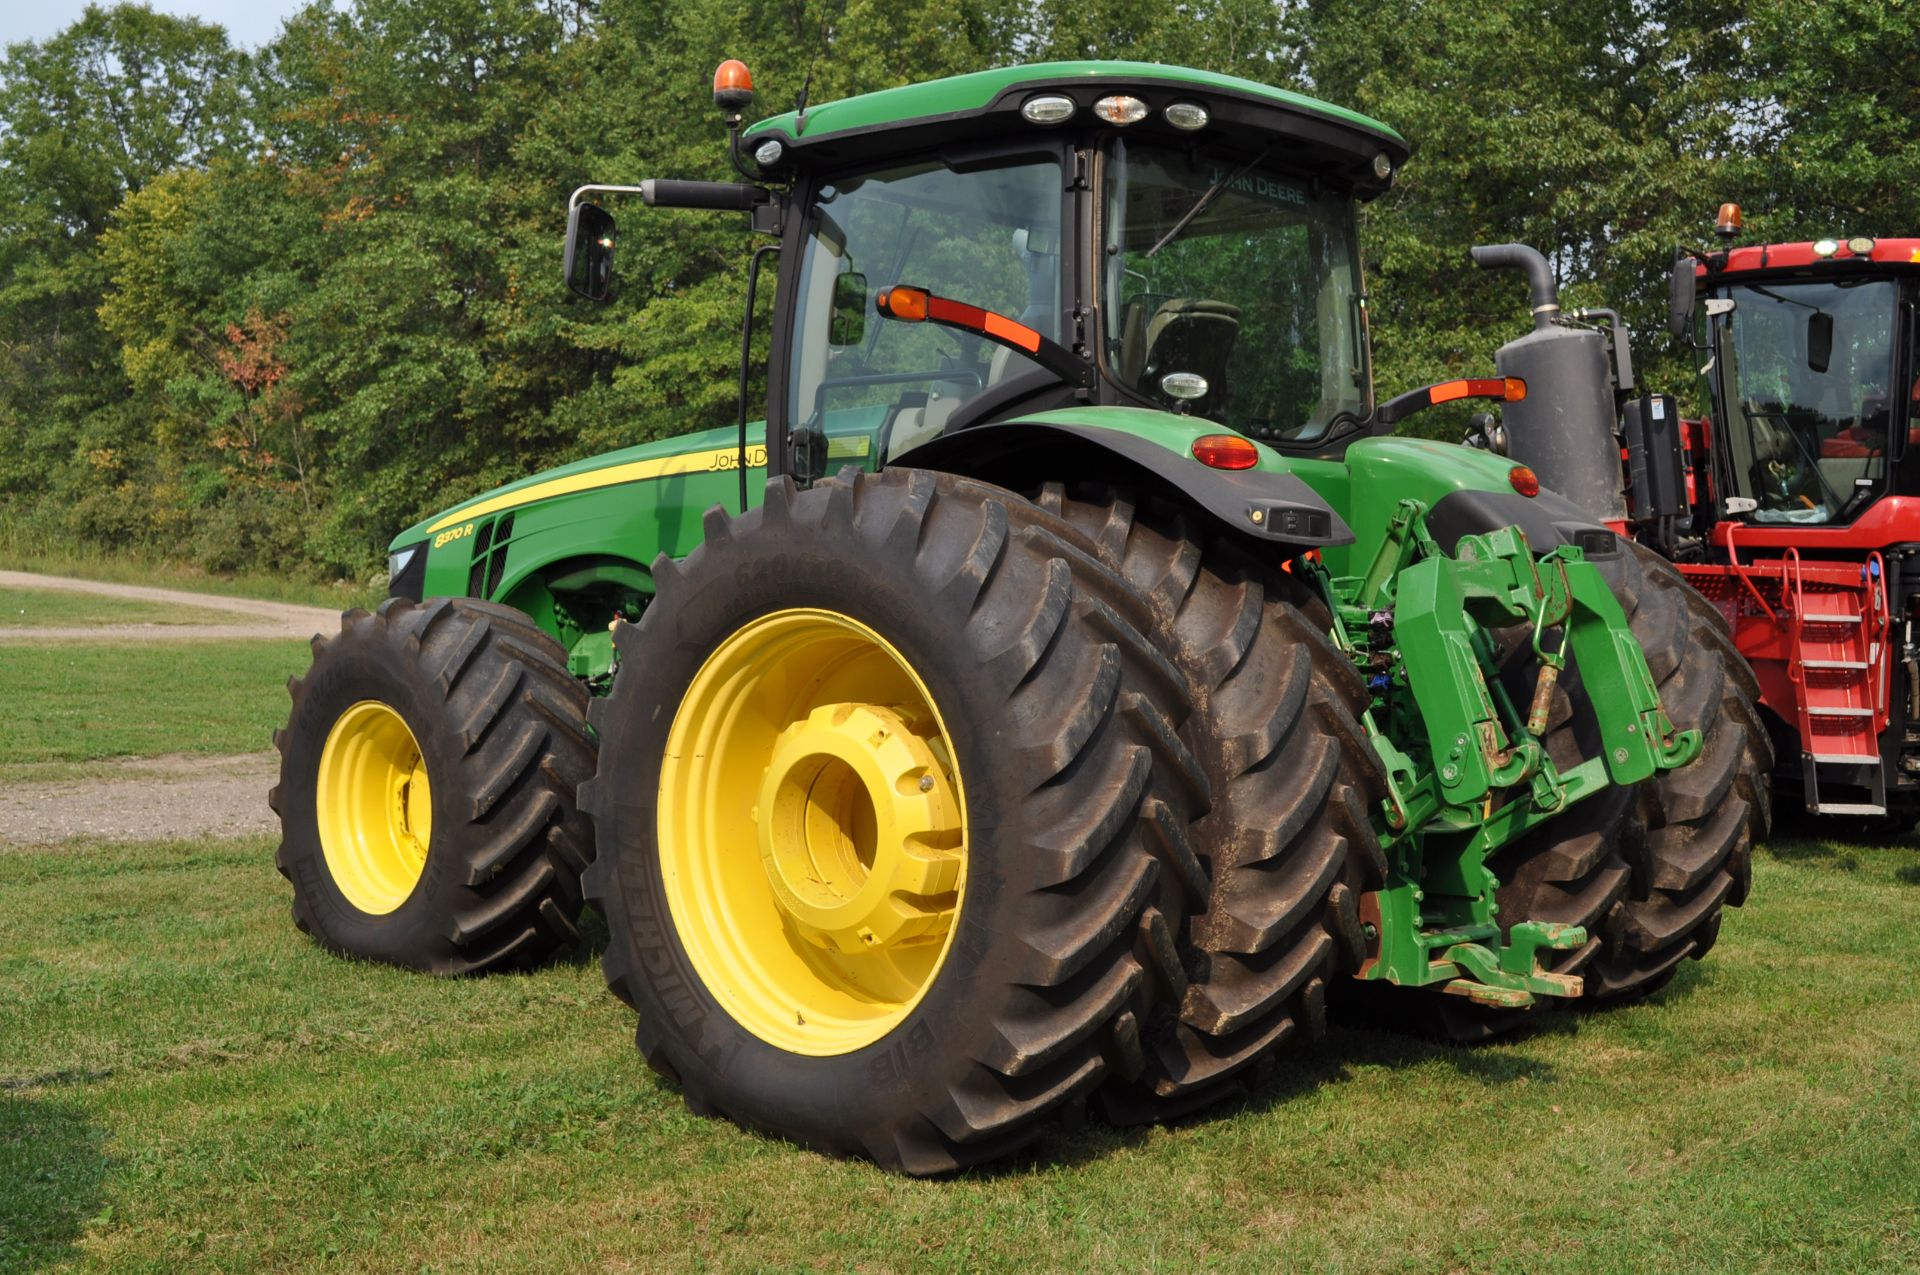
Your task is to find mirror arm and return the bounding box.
[569,183,651,214]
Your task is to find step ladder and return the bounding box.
[1787,549,1892,815]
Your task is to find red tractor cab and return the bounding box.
[1660,224,1920,825]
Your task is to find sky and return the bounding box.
[1,0,328,51]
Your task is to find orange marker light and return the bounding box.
[875,285,929,322]
[1431,377,1524,405]
[713,59,754,113]
[1509,465,1540,497]
[1191,434,1259,470]
[978,310,1042,353]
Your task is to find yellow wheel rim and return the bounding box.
[316,700,434,915]
[658,608,968,1056]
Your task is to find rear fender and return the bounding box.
[891,422,1354,552]
[1426,487,1621,563]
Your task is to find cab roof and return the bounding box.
[1698,238,1920,277]
[743,61,1410,199]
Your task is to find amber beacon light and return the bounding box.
[713,59,754,114]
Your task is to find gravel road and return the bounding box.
[0,570,336,844]
[0,569,340,642]
[0,752,281,847]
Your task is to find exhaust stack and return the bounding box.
[1471,243,1628,525]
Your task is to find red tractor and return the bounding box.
[1472,212,1920,828]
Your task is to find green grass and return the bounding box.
[1,833,1915,1273]
[0,586,240,630]
[0,642,310,770]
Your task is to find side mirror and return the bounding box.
[564,202,617,301]
[1808,310,1834,374]
[829,271,867,346]
[1669,256,1696,340]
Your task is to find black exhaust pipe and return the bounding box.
[1472,243,1627,524]
[1470,243,1561,330]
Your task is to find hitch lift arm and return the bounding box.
[1321,499,1700,1008]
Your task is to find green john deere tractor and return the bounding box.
[273,59,1771,1173]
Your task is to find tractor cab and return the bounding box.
[567,61,1407,484]
[1655,215,1920,822]
[1686,242,1920,528]
[773,124,1373,460]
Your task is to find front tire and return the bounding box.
[273,597,596,974]
[581,469,1204,1174]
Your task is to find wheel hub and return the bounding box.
[757,702,961,955]
[316,700,433,915]
[656,607,972,1055]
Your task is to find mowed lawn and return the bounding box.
[0,582,1915,1271]
[0,587,240,630]
[0,642,314,774]
[0,830,1915,1273]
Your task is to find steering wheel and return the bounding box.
[1745,408,1839,512]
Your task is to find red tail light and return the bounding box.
[1191,434,1259,470]
[1509,465,1540,497]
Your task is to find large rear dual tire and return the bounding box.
[581,471,1387,1169]
[1443,541,1772,1039]
[581,469,1216,1174]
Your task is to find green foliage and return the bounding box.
[0,0,1916,575]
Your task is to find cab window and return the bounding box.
[785,154,1063,463]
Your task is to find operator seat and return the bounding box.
[1117,297,1241,408]
[1745,403,1794,467]
[1745,400,1835,513]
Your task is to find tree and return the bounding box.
[5,1,1919,578]
[1294,0,1760,423]
[0,4,247,548]
[1741,0,1920,239]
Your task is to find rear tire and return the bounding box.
[1578,545,1772,999]
[581,469,1204,1174]
[273,596,597,974]
[1446,541,1771,1037]
[1031,485,1386,1116]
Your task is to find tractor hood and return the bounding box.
[388,423,762,554]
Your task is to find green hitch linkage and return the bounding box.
[1328,506,1701,1008]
